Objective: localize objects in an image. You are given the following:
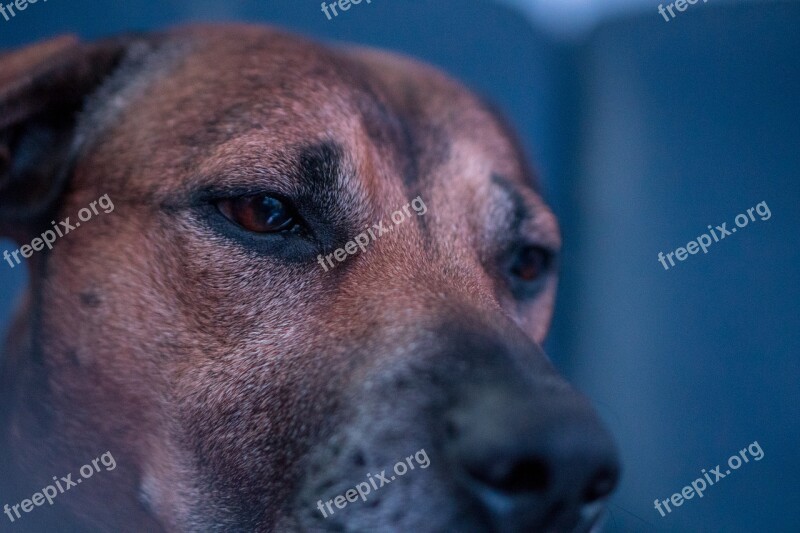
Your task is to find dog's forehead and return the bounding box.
[77,25,540,217]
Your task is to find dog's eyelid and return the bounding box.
[517,240,557,258]
[193,182,296,204]
[517,227,560,256]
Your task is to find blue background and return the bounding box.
[1,1,798,531]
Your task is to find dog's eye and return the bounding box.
[509,246,550,282]
[216,195,296,233]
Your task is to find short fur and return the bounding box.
[0,25,616,532]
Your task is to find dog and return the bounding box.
[0,25,620,532]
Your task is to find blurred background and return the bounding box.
[1,0,798,531]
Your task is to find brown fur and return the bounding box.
[0,25,614,532]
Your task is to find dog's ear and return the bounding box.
[0,35,135,231]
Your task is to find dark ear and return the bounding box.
[0,35,136,232]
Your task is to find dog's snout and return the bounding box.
[299,324,619,531]
[433,331,620,532]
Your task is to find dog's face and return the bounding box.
[0,25,618,532]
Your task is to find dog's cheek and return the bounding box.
[170,355,320,526]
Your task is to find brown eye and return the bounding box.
[217,195,296,233]
[510,246,550,282]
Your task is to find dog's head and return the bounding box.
[0,25,619,532]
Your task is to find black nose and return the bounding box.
[444,383,620,532]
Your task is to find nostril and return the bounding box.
[467,457,550,494]
[509,458,551,493]
[583,467,618,503]
[443,381,621,530]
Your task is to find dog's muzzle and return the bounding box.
[297,324,620,532]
